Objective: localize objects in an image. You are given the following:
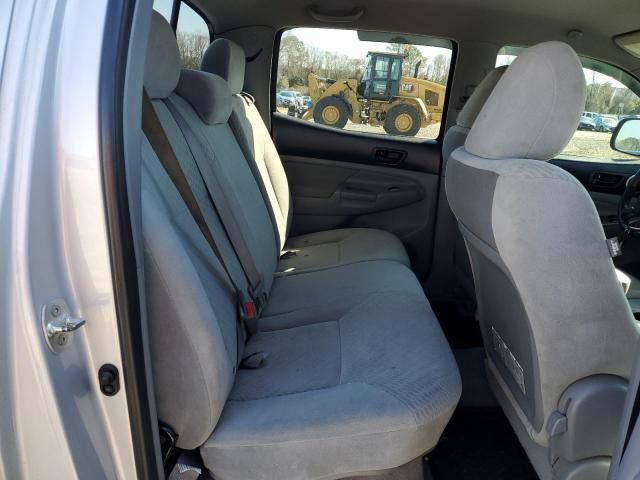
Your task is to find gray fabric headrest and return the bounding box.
[201,38,246,95]
[175,70,233,125]
[457,66,507,129]
[144,11,181,99]
[465,42,586,160]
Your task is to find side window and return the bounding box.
[152,0,173,22]
[175,3,210,69]
[153,1,210,69]
[276,28,453,140]
[497,46,640,163]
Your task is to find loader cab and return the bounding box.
[357,52,403,101]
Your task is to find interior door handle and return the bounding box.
[592,172,624,188]
[374,148,406,166]
[340,188,376,203]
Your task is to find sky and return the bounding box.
[154,0,209,36]
[285,28,452,62]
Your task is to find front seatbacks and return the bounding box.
[445,42,639,447]
[442,66,506,298]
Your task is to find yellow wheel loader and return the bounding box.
[305,51,447,137]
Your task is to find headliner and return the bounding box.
[192,0,640,75]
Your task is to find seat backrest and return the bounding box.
[142,11,279,449]
[442,66,506,297]
[445,41,639,445]
[201,39,292,251]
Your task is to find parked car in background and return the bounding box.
[278,90,302,108]
[302,95,313,109]
[594,115,619,132]
[296,92,309,113]
[279,90,309,117]
[578,113,596,130]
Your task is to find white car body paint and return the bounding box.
[0,0,136,478]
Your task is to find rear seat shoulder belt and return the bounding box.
[142,91,261,334]
[164,98,267,322]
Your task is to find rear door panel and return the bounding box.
[273,114,442,279]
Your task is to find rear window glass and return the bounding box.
[276,28,453,140]
[176,2,210,69]
[153,1,211,69]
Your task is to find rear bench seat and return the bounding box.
[200,38,410,275]
[142,12,461,480]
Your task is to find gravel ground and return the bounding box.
[344,120,441,139]
[563,129,639,163]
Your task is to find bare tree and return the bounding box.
[425,54,449,85]
[176,32,209,70]
[276,34,449,92]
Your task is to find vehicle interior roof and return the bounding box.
[191,0,640,76]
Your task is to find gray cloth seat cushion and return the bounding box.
[202,288,461,480]
[201,38,411,275]
[279,227,410,275]
[264,259,430,331]
[143,13,462,479]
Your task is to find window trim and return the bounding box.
[101,0,162,477]
[166,0,214,42]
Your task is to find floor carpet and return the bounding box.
[427,407,539,480]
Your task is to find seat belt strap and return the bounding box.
[239,91,255,105]
[228,97,283,253]
[165,97,266,327]
[141,90,259,336]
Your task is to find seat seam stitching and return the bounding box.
[207,422,426,449]
[275,257,408,276]
[263,289,424,319]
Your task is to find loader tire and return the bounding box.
[384,104,421,136]
[313,96,349,129]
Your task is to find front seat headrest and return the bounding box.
[456,66,508,129]
[465,41,586,161]
[201,38,246,95]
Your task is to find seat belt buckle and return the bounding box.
[243,300,257,320]
[240,351,268,370]
[280,250,297,260]
[238,281,266,335]
[238,290,262,335]
[248,280,267,315]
